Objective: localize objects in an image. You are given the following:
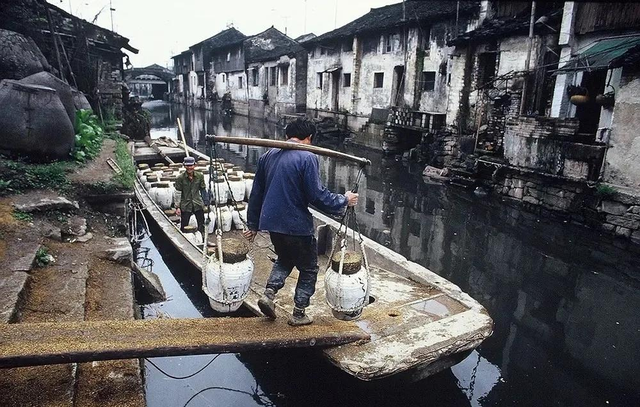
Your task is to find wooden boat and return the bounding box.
[132,140,493,381]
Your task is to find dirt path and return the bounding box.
[0,142,145,406]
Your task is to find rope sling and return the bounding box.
[201,139,252,306]
[324,165,371,313]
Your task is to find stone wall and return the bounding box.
[603,67,640,189]
[503,116,605,181]
[479,162,640,244]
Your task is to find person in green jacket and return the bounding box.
[174,156,206,235]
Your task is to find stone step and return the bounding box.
[0,272,28,323]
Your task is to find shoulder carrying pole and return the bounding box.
[208,135,371,167]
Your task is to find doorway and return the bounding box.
[331,70,341,112]
[391,66,405,107]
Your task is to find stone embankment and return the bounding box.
[0,139,146,406]
[482,169,640,245]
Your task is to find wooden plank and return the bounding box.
[0,317,369,369]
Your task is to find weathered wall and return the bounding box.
[417,23,455,113]
[357,32,409,116]
[604,67,640,189]
[306,39,355,112]
[246,55,300,121]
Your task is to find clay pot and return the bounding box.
[21,72,76,126]
[570,94,590,105]
[0,80,74,158]
[595,93,615,107]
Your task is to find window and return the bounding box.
[252,68,259,86]
[422,71,436,91]
[280,65,289,85]
[226,52,231,62]
[365,198,375,215]
[374,72,384,88]
[270,67,276,86]
[343,73,351,87]
[343,40,353,52]
[421,27,432,57]
[221,73,226,83]
[320,47,325,55]
[316,72,323,89]
[384,34,393,53]
[238,76,243,89]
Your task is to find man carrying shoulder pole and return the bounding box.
[244,118,358,326]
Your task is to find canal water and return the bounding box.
[139,100,640,407]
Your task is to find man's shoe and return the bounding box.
[288,307,313,326]
[258,288,277,320]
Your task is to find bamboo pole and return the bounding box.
[209,135,371,166]
[176,117,190,157]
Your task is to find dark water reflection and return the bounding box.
[141,101,640,407]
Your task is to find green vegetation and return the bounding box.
[0,158,70,195]
[35,247,52,268]
[595,183,617,198]
[71,109,104,163]
[0,179,13,195]
[113,138,136,189]
[12,210,32,222]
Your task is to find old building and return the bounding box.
[0,0,137,117]
[243,27,307,121]
[548,2,640,190]
[170,26,307,121]
[437,1,640,243]
[302,1,481,147]
[171,27,247,108]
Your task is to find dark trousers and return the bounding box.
[267,232,319,309]
[180,209,205,235]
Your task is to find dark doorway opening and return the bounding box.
[575,69,606,140]
[152,83,167,99]
[331,70,341,111]
[391,66,405,106]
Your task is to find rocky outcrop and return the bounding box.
[0,29,49,80]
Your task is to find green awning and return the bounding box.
[556,35,640,73]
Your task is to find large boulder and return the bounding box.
[21,71,76,126]
[0,29,49,80]
[72,89,92,111]
[0,79,75,159]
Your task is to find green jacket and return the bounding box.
[174,171,206,212]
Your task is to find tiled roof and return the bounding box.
[309,0,479,44]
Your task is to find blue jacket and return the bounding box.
[247,147,347,236]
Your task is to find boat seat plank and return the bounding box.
[133,146,185,161]
[0,317,369,369]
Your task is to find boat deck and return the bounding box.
[131,142,493,381]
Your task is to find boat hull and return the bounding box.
[133,143,494,381]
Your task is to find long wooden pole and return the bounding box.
[209,135,371,166]
[176,117,190,157]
